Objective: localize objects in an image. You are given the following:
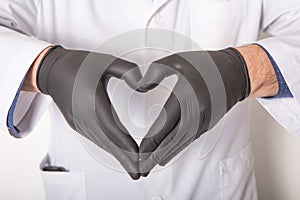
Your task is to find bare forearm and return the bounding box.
[236,45,278,98]
[22,46,53,92]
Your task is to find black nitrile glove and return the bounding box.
[37,46,143,180]
[138,48,251,176]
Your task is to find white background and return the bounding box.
[0,99,299,200]
[251,99,300,200]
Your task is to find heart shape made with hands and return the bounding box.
[38,46,221,181]
[103,56,205,179]
[93,52,219,179]
[107,50,233,179]
[100,64,182,178]
[107,73,177,144]
[69,56,183,180]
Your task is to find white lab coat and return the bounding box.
[0,0,300,199]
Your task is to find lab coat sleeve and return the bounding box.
[0,0,52,136]
[256,0,300,136]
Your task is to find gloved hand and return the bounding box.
[138,48,251,176]
[37,46,143,180]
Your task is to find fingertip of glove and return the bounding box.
[135,82,158,93]
[123,69,143,90]
[139,83,159,92]
[141,172,149,177]
[129,172,141,180]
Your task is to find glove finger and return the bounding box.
[96,143,140,180]
[156,109,207,167]
[138,54,195,93]
[105,58,143,90]
[139,92,180,159]
[157,111,207,168]
[102,143,141,180]
[95,84,140,179]
[140,95,201,177]
[74,114,140,180]
[159,134,195,166]
[137,62,177,92]
[96,85,138,152]
[139,120,180,177]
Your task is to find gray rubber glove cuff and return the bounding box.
[37,45,66,94]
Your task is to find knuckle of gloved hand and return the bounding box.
[140,138,158,153]
[150,152,162,164]
[164,54,186,74]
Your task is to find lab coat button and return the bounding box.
[153,13,161,22]
[151,195,162,200]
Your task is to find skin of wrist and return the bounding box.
[236,45,279,98]
[22,46,53,92]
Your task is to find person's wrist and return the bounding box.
[236,45,278,98]
[22,46,54,92]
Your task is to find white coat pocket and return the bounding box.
[219,143,258,200]
[39,155,87,200]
